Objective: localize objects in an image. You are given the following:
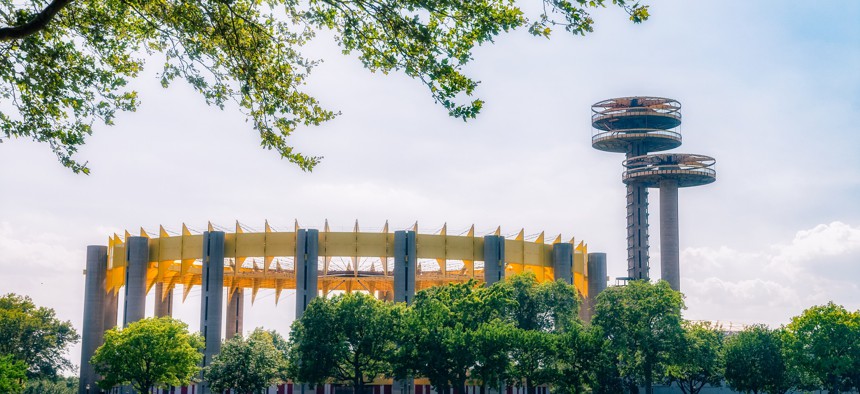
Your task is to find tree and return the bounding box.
[783,302,860,393]
[404,280,513,394]
[723,325,795,394]
[0,0,649,173]
[0,293,79,379]
[591,280,684,394]
[0,354,27,394]
[665,321,724,394]
[549,323,597,394]
[503,273,581,332]
[23,376,77,394]
[91,317,204,393]
[288,292,401,394]
[471,320,516,394]
[206,329,289,394]
[509,328,557,394]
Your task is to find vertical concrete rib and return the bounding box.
[659,179,681,291]
[154,282,173,317]
[483,235,505,286]
[79,245,107,394]
[626,141,650,281]
[295,229,319,319]
[586,253,608,321]
[123,236,149,327]
[393,230,417,394]
[226,289,244,339]
[551,243,574,285]
[393,231,416,304]
[199,231,225,394]
[103,289,118,332]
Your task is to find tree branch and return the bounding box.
[0,0,73,41]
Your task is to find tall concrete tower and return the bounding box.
[591,97,715,290]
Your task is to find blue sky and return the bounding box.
[1,0,858,369]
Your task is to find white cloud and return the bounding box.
[682,222,860,327]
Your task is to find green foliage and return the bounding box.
[206,328,289,394]
[591,280,684,394]
[0,293,79,379]
[784,302,860,393]
[723,325,794,394]
[23,375,77,394]
[471,320,517,393]
[91,316,204,393]
[1,0,648,173]
[665,321,725,394]
[0,354,27,393]
[508,328,557,394]
[502,273,580,332]
[405,280,514,394]
[288,292,401,391]
[549,324,599,394]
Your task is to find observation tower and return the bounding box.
[591,97,715,290]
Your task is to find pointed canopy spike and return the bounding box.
[468,225,475,237]
[515,229,524,241]
[382,220,389,233]
[182,223,191,236]
[208,222,214,232]
[139,227,149,238]
[265,220,272,233]
[160,225,169,238]
[354,220,359,232]
[535,231,544,244]
[124,230,131,240]
[294,219,299,232]
[494,226,501,236]
[324,219,330,233]
[570,236,577,245]
[236,221,243,234]
[552,234,562,244]
[440,223,447,236]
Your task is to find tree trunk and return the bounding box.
[644,362,653,394]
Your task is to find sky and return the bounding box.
[1,0,859,372]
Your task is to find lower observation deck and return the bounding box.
[100,221,591,302]
[592,128,682,153]
[622,153,716,188]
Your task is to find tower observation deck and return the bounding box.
[591,97,716,290]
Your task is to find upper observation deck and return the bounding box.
[591,97,683,153]
[622,153,716,187]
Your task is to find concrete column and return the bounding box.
[226,289,244,339]
[295,229,319,319]
[551,243,573,285]
[659,179,680,291]
[393,231,416,304]
[154,282,173,317]
[585,253,608,321]
[103,289,118,332]
[393,230,417,394]
[483,235,505,286]
[626,183,650,281]
[199,231,225,394]
[123,237,149,327]
[79,245,108,394]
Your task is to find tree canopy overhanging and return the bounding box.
[0,0,649,173]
